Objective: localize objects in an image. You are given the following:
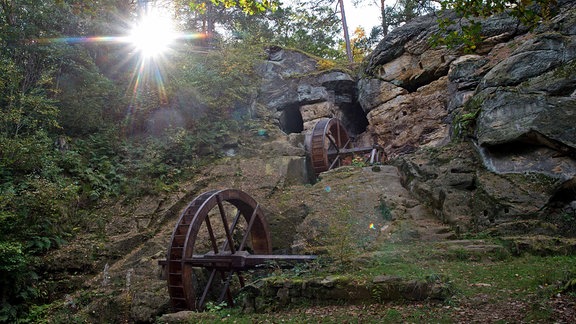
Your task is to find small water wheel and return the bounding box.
[309,118,352,175]
[161,189,315,311]
[308,118,383,176]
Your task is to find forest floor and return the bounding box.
[157,240,576,323]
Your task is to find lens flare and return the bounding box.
[27,4,206,131]
[129,11,176,58]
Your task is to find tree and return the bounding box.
[0,1,127,320]
[337,0,353,62]
[179,0,278,44]
[229,0,343,59]
[349,27,372,61]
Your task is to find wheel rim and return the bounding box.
[309,118,351,175]
[166,189,272,311]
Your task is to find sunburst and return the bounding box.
[32,3,205,124]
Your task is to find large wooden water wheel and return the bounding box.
[162,189,315,311]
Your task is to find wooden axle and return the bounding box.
[159,252,316,273]
[185,252,316,270]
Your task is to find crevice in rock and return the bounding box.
[478,129,576,176]
[279,105,304,134]
[403,66,449,93]
[548,177,576,204]
[515,131,575,159]
[339,102,369,136]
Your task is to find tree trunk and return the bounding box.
[338,0,353,62]
[381,0,388,36]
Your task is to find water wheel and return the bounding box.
[165,189,272,311]
[309,118,352,175]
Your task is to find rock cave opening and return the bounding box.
[340,103,369,137]
[278,102,368,138]
[279,106,304,134]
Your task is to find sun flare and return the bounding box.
[129,10,176,58]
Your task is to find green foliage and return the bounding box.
[562,277,576,295]
[68,134,126,201]
[186,0,277,16]
[436,0,558,51]
[377,198,393,221]
[320,203,359,268]
[0,241,39,322]
[452,107,480,138]
[227,0,344,59]
[0,2,130,320]
[212,0,277,14]
[168,41,262,115]
[351,155,367,167]
[55,48,124,135]
[204,301,228,312]
[0,60,60,139]
[431,19,483,53]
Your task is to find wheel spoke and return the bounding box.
[221,210,242,251]
[336,122,342,148]
[238,204,259,251]
[342,138,351,149]
[328,155,341,170]
[237,272,246,288]
[205,214,219,253]
[198,268,217,310]
[326,132,339,153]
[216,195,236,253]
[218,271,236,307]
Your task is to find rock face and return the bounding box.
[256,46,368,137]
[361,1,576,232]
[361,11,526,158]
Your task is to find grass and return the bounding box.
[361,242,575,295]
[166,241,576,323]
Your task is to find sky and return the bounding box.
[342,1,382,34]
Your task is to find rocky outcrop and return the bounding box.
[256,47,368,137]
[248,2,576,234]
[365,76,450,157]
[362,2,576,232]
[362,10,527,158]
